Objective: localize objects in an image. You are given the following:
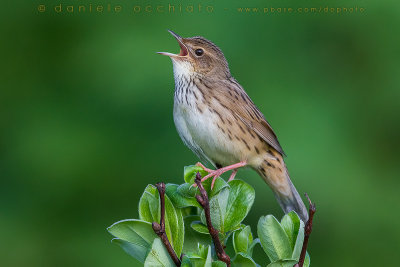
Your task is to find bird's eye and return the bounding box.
[195,48,204,56]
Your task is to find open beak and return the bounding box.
[157,30,189,57]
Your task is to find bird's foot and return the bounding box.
[195,162,214,173]
[194,161,247,189]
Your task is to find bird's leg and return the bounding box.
[201,161,247,182]
[195,162,214,173]
[210,168,237,189]
[195,161,247,189]
[228,169,238,182]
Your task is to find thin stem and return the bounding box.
[152,183,181,266]
[294,193,316,267]
[195,172,231,267]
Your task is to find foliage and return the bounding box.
[108,165,310,266]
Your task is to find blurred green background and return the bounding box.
[1,0,399,266]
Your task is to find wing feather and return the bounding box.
[211,78,286,156]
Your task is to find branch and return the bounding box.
[152,183,181,266]
[195,172,231,267]
[294,193,316,267]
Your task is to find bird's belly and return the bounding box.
[173,102,240,167]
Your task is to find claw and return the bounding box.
[211,175,218,189]
[192,161,247,189]
[228,169,238,182]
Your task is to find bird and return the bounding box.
[158,30,309,222]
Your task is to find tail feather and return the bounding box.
[257,159,309,222]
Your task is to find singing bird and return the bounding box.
[158,30,308,222]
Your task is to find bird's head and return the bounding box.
[158,30,231,79]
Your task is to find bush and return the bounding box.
[108,165,311,267]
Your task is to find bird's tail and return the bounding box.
[257,158,309,222]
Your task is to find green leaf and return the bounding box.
[201,187,229,233]
[183,215,211,254]
[280,211,301,249]
[257,215,292,262]
[186,244,212,267]
[200,180,255,234]
[184,165,208,184]
[204,245,212,267]
[191,221,210,235]
[184,242,224,267]
[144,238,175,267]
[232,253,257,267]
[166,183,201,208]
[178,183,198,197]
[267,260,298,267]
[197,243,210,259]
[212,261,227,267]
[291,220,304,260]
[177,183,202,209]
[181,255,193,267]
[183,165,229,198]
[111,238,149,263]
[181,206,199,217]
[108,219,156,245]
[138,184,185,257]
[163,197,185,257]
[223,180,255,231]
[179,178,229,200]
[139,185,160,223]
[108,219,157,263]
[201,177,230,198]
[279,211,305,260]
[303,252,310,267]
[233,225,253,255]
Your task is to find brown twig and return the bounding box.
[152,183,181,266]
[195,172,231,267]
[294,193,316,267]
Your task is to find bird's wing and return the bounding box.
[214,78,286,156]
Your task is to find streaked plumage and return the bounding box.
[159,30,308,222]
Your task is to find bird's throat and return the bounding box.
[171,59,194,82]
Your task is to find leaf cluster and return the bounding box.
[108,165,310,266]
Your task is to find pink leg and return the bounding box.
[228,169,238,182]
[193,161,247,189]
[195,162,214,173]
[211,176,218,189]
[201,161,247,183]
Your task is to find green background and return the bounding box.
[1,0,399,266]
